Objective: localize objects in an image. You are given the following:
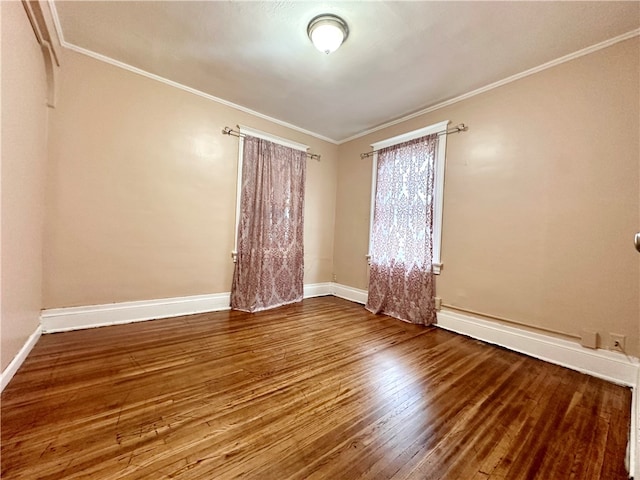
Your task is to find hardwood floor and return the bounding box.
[1,296,631,479]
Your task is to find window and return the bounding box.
[232,125,309,262]
[368,120,448,274]
[230,126,308,312]
[365,120,448,324]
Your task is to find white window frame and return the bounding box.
[232,125,309,263]
[367,120,449,274]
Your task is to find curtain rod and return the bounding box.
[359,123,468,159]
[222,126,321,161]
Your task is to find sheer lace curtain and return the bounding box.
[365,134,438,325]
[231,135,306,312]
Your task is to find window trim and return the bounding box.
[367,120,449,274]
[232,126,309,263]
[238,125,309,152]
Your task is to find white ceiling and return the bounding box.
[52,1,640,143]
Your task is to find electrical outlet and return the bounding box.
[610,334,625,352]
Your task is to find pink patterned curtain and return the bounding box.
[231,135,306,312]
[365,134,438,325]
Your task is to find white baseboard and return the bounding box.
[327,287,639,386]
[38,288,639,383]
[436,309,638,387]
[32,286,640,476]
[40,283,337,333]
[1,325,42,393]
[40,288,639,386]
[436,308,639,478]
[41,292,232,333]
[331,283,368,304]
[304,282,333,298]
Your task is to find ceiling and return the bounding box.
[52,1,640,143]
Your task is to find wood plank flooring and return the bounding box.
[1,296,631,479]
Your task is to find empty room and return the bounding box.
[2,1,639,479]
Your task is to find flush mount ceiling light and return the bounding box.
[307,14,349,54]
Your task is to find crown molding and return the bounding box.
[61,43,340,145]
[23,1,61,107]
[47,2,339,145]
[47,0,638,147]
[336,28,640,145]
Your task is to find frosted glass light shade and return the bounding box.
[307,15,348,54]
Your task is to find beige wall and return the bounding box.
[335,38,640,355]
[4,7,637,366]
[44,49,337,308]
[1,2,49,370]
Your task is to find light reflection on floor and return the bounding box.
[367,349,430,423]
